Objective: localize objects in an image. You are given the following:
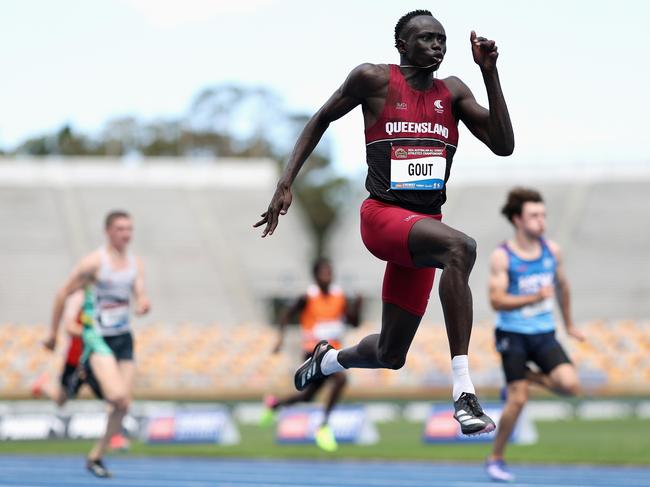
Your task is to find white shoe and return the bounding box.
[485,458,515,482]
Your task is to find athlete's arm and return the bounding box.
[446,31,514,157]
[133,256,151,316]
[273,296,307,353]
[63,290,84,337]
[45,253,100,351]
[548,241,584,341]
[488,247,552,311]
[254,63,385,237]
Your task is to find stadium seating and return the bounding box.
[1,158,648,398]
[2,320,648,398]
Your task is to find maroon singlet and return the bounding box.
[365,64,459,215]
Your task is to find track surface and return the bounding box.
[1,456,649,486]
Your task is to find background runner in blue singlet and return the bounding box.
[486,187,584,482]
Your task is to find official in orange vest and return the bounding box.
[261,258,362,451]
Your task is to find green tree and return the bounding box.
[10,85,350,256]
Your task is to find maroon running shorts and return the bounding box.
[360,198,442,317]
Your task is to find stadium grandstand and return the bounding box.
[0,157,649,399]
[0,157,312,325]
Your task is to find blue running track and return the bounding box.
[0,456,648,487]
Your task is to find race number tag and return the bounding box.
[521,298,554,318]
[98,303,129,330]
[313,320,345,341]
[390,145,446,190]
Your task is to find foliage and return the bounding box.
[8,85,346,257]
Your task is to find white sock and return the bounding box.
[451,355,475,401]
[320,349,345,375]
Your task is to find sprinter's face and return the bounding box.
[106,217,133,250]
[514,202,546,238]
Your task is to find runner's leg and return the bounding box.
[39,376,68,407]
[117,360,136,402]
[529,338,579,396]
[490,379,528,459]
[322,372,347,425]
[87,354,129,462]
[409,217,477,358]
[409,218,479,400]
[337,302,421,369]
[275,380,325,407]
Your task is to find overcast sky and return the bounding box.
[2,0,648,174]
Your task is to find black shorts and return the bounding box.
[495,329,571,384]
[82,332,134,398]
[103,332,134,361]
[60,363,83,397]
[60,363,103,399]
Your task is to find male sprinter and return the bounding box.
[45,210,150,478]
[254,9,514,433]
[486,188,582,481]
[261,258,362,451]
[37,291,127,450]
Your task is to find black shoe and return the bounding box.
[86,458,112,478]
[294,340,333,391]
[453,392,496,436]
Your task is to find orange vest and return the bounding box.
[300,284,346,352]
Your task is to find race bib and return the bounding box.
[98,303,129,329]
[390,145,446,190]
[521,298,553,318]
[313,320,345,341]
